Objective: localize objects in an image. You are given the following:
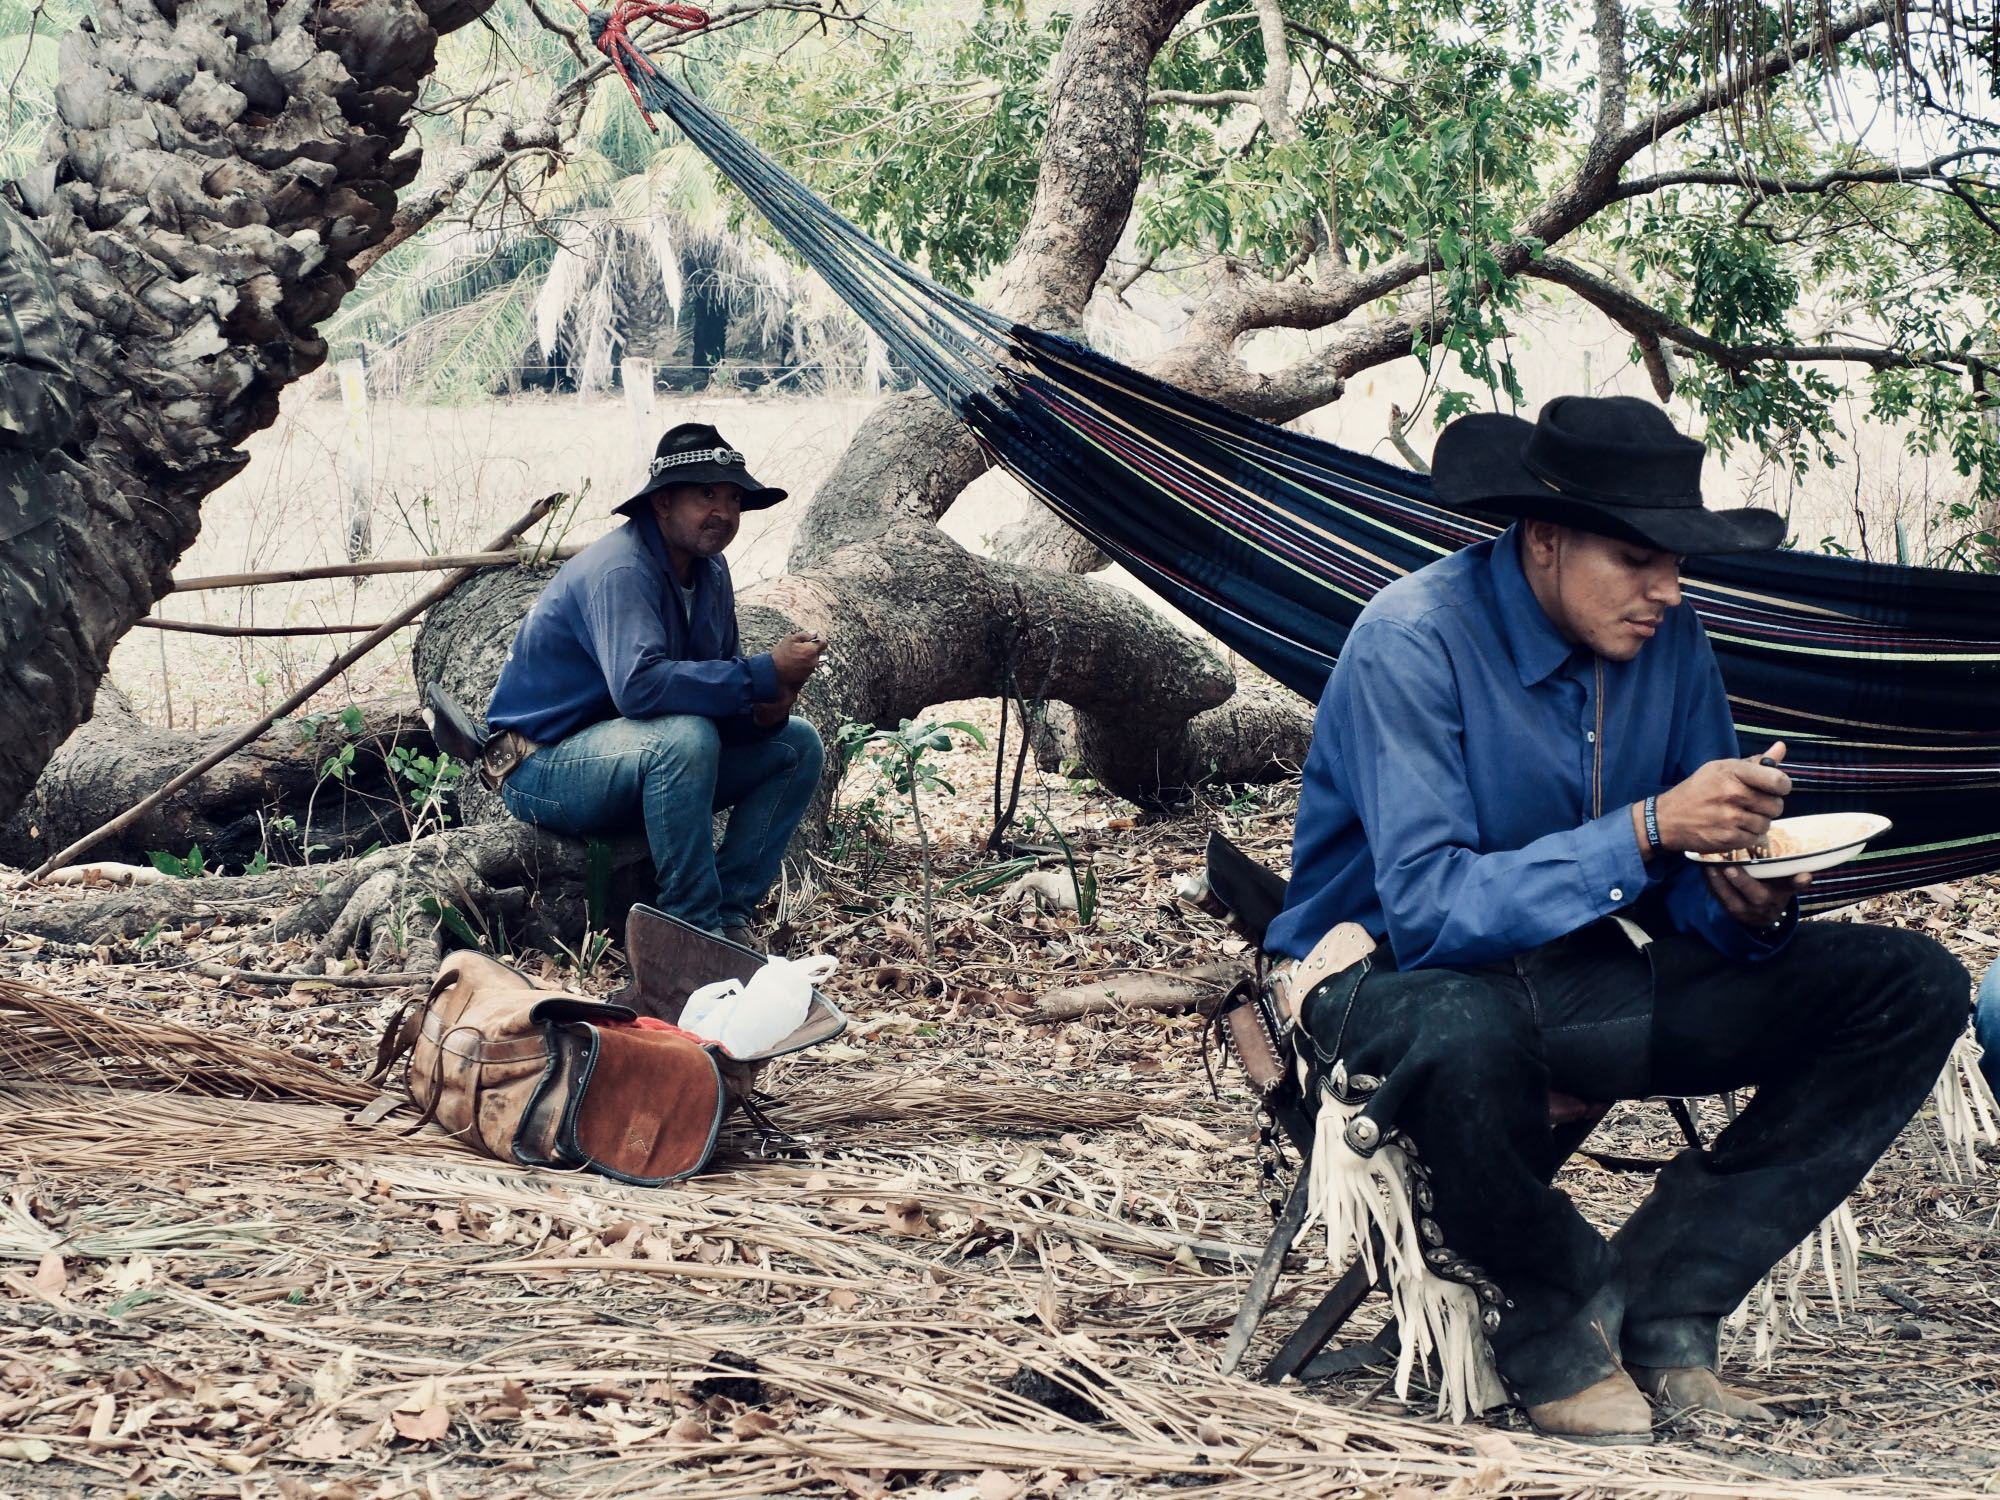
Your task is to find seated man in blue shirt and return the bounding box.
[1266,397,1968,1439]
[485,422,825,945]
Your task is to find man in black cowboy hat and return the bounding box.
[486,422,826,944]
[1266,396,1968,1438]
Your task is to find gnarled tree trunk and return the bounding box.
[0,0,500,824]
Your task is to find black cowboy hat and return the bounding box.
[1431,396,1783,555]
[616,421,788,515]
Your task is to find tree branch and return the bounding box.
[352,121,568,277]
[987,0,1201,330]
[1250,0,1296,146]
[1386,405,1431,472]
[1525,253,1989,377]
[1612,147,2000,203]
[1280,18,1404,90]
[1157,0,1911,418]
[1592,0,1629,142]
[1601,1,1890,170]
[1150,88,1259,107]
[1525,257,1676,397]
[359,0,896,277]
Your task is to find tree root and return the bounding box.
[9,822,652,972]
[1030,677,1312,803]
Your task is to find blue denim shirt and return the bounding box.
[1265,526,1797,969]
[486,515,779,745]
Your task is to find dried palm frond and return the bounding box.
[1931,1031,2000,1176]
[0,1085,459,1173]
[0,1185,273,1262]
[1727,1199,1862,1366]
[0,977,373,1105]
[739,1077,1144,1136]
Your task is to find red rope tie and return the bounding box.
[575,0,710,132]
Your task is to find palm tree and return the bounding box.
[0,0,83,184]
[321,11,882,400]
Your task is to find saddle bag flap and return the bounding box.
[529,995,638,1027]
[557,1023,727,1185]
[614,904,847,1061]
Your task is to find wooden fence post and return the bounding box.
[623,357,657,468]
[339,357,372,562]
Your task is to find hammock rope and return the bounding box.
[584,8,2000,907]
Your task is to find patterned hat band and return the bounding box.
[648,446,745,481]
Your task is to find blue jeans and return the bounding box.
[1978,959,2000,1094]
[501,715,823,933]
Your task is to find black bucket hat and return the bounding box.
[616,422,787,516]
[1431,396,1783,555]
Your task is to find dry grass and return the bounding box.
[4,740,2000,1498]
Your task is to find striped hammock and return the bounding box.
[592,11,2000,908]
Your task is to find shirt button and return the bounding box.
[1609,887,1624,901]
[1585,730,1597,743]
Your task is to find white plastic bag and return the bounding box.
[678,954,837,1057]
[678,977,745,1043]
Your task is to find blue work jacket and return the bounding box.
[1265,526,1797,969]
[486,515,779,746]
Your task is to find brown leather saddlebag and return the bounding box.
[374,950,726,1185]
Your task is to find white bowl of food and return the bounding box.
[1686,812,1893,879]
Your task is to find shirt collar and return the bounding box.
[1490,525,1578,687]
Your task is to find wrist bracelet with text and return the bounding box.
[1643,794,1663,853]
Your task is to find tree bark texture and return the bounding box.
[0,0,498,823]
[0,688,432,870]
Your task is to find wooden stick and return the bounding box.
[31,494,566,880]
[166,542,584,593]
[135,618,392,638]
[1027,962,1240,1022]
[191,961,427,989]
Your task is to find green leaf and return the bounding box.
[933,720,988,748]
[418,895,483,950]
[941,857,1036,894]
[106,1288,162,1318]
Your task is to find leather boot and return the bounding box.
[1627,1364,1772,1423]
[1524,1370,1653,1442]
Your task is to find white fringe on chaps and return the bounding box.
[1728,1033,1995,1363]
[1300,1063,1508,1422]
[1931,1032,2000,1177]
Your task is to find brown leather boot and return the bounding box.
[1524,1370,1653,1442]
[1627,1364,1772,1423]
